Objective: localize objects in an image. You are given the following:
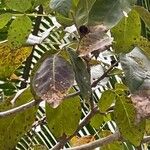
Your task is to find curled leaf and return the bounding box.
[70,135,95,147]
[77,25,113,57]
[31,54,75,108]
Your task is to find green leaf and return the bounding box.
[90,113,104,129]
[136,36,150,59]
[31,144,48,150]
[0,88,37,150]
[0,13,12,29]
[46,89,81,138]
[8,16,32,48]
[31,53,75,108]
[0,41,32,79]
[134,6,150,29]
[75,0,96,26]
[89,0,136,28]
[98,90,116,113]
[114,95,145,146]
[67,48,91,101]
[100,130,124,150]
[5,0,32,12]
[50,0,72,17]
[111,10,141,53]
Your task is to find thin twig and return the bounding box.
[0,100,39,118]
[66,131,120,150]
[0,91,80,118]
[91,61,118,87]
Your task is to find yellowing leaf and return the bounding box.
[0,88,37,150]
[70,135,95,147]
[0,41,32,78]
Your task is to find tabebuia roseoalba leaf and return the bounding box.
[8,15,32,48]
[114,95,145,146]
[67,48,91,101]
[0,41,32,79]
[31,53,75,108]
[0,88,37,150]
[46,88,81,138]
[77,25,113,57]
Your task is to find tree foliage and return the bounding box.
[0,0,150,149]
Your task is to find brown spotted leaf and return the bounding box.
[77,25,113,57]
[31,53,75,108]
[0,41,32,79]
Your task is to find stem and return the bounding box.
[0,100,39,118]
[66,131,120,150]
[0,91,80,118]
[91,61,118,87]
[13,13,49,17]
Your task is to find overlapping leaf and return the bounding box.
[8,16,32,48]
[5,0,32,12]
[78,25,113,56]
[31,53,75,108]
[111,10,141,53]
[0,13,12,29]
[67,48,91,100]
[0,41,32,79]
[49,0,72,17]
[46,89,81,137]
[89,0,136,27]
[0,88,37,150]
[114,95,145,146]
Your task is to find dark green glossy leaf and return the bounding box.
[98,90,116,113]
[89,0,136,27]
[8,16,32,48]
[114,95,145,146]
[111,10,141,53]
[90,113,104,129]
[5,0,32,12]
[75,0,96,26]
[134,6,150,29]
[31,53,75,108]
[0,13,12,29]
[50,0,72,17]
[46,89,81,138]
[67,48,91,101]
[0,88,37,150]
